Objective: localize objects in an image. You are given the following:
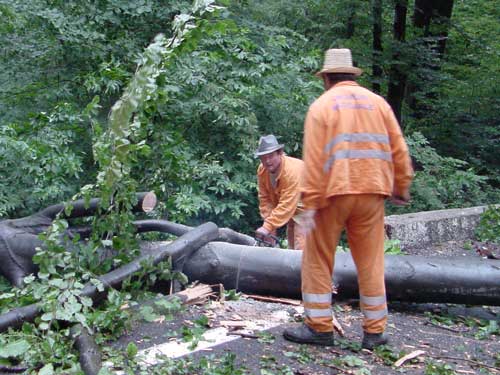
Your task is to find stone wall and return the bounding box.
[384,206,491,250]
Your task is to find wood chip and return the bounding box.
[394,350,426,367]
[219,320,247,328]
[332,315,345,337]
[244,294,302,306]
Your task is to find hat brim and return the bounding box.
[254,144,284,158]
[315,66,363,77]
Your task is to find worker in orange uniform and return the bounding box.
[283,49,413,348]
[255,135,306,250]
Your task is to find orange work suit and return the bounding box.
[257,155,306,250]
[300,81,413,333]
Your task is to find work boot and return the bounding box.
[362,332,388,350]
[283,323,334,346]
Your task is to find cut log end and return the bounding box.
[141,191,157,213]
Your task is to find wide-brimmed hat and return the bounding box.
[315,48,363,77]
[254,135,284,158]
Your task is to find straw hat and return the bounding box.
[315,48,363,77]
[254,135,284,158]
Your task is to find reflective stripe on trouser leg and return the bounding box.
[302,203,345,332]
[347,194,388,333]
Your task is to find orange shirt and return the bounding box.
[257,155,304,232]
[302,81,413,209]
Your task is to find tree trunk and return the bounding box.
[409,0,454,116]
[371,0,383,94]
[413,0,454,56]
[346,2,357,38]
[182,242,500,306]
[387,0,408,124]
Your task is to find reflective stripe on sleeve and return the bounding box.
[303,293,332,304]
[305,308,332,318]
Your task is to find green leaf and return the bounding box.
[97,368,114,375]
[126,342,138,358]
[38,363,54,375]
[139,305,159,322]
[0,340,30,358]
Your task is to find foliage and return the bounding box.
[414,0,500,181]
[475,206,500,244]
[0,0,499,372]
[181,315,210,350]
[0,102,96,217]
[424,361,456,375]
[223,289,241,301]
[259,354,294,375]
[0,2,223,374]
[386,132,498,215]
[384,239,402,255]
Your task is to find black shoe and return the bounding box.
[283,323,334,346]
[362,332,388,350]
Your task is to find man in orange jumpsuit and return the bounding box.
[255,135,305,250]
[283,49,413,348]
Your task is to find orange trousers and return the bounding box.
[302,194,387,334]
[287,219,306,250]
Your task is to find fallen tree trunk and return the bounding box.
[0,222,219,333]
[182,242,500,306]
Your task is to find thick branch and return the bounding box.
[134,219,255,246]
[39,192,156,219]
[0,222,219,333]
[71,324,102,375]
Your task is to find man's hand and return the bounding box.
[255,226,277,247]
[255,226,270,238]
[294,209,316,235]
[389,190,411,206]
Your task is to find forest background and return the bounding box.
[1,0,499,233]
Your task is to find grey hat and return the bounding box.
[254,134,284,157]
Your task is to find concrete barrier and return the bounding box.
[384,206,491,249]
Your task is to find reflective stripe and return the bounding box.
[362,308,388,320]
[305,308,332,318]
[324,149,392,172]
[303,293,332,304]
[360,295,386,306]
[324,133,390,154]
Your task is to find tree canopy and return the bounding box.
[1,0,499,229]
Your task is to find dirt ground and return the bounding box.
[114,239,500,374]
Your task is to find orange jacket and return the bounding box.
[302,81,413,209]
[258,155,304,232]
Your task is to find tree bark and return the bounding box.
[345,2,357,38]
[183,242,500,306]
[39,191,156,219]
[387,0,408,124]
[71,324,102,375]
[0,223,219,333]
[371,0,383,94]
[413,0,454,56]
[133,219,256,246]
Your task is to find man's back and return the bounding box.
[302,81,413,207]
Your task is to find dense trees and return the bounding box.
[1,0,498,228]
[0,1,498,373]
